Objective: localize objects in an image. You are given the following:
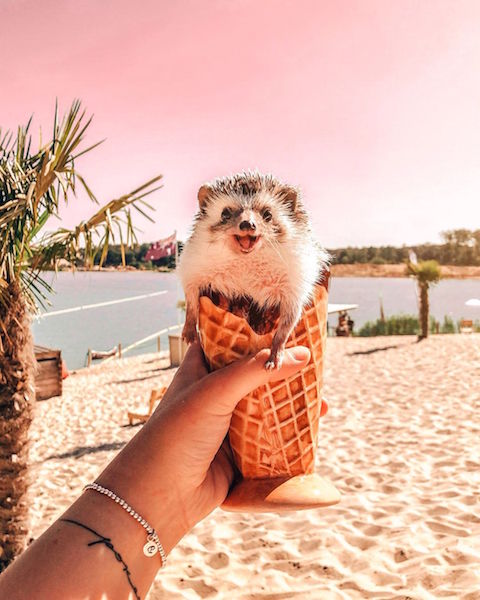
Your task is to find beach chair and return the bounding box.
[460,319,474,334]
[127,387,167,425]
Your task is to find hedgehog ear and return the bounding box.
[198,185,211,210]
[282,186,298,212]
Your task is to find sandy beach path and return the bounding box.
[27,334,480,599]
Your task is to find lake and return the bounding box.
[32,272,480,370]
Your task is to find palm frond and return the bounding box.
[31,176,161,273]
[0,100,162,312]
[405,259,442,286]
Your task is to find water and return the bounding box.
[32,272,480,370]
[327,277,480,332]
[32,271,180,370]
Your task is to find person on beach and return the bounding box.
[0,341,310,600]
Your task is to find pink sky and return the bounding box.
[2,0,480,247]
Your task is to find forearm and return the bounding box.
[0,420,189,600]
[0,344,310,599]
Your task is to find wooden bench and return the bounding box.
[34,345,62,401]
[460,319,474,334]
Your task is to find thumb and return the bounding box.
[198,346,311,415]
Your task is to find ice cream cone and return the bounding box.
[198,275,340,512]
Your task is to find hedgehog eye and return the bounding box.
[262,209,272,222]
[221,207,232,221]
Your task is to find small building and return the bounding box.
[34,345,63,401]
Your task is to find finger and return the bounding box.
[215,438,236,488]
[219,436,234,468]
[207,442,235,505]
[197,346,311,415]
[168,341,208,390]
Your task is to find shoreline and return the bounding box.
[50,263,480,279]
[55,265,173,273]
[330,263,480,279]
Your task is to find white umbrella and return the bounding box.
[465,298,480,307]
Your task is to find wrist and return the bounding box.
[94,423,190,556]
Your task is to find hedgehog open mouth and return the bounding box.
[234,234,260,253]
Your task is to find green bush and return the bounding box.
[440,316,456,334]
[357,314,463,336]
[357,315,420,336]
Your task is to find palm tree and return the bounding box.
[0,101,161,569]
[406,259,441,340]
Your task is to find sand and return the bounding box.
[330,264,480,279]
[27,334,480,599]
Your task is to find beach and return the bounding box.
[330,264,480,279]
[27,334,480,599]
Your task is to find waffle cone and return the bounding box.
[198,282,329,481]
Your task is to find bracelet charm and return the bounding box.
[143,536,158,557]
[83,482,167,567]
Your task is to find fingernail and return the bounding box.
[288,346,311,363]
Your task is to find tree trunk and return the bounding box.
[0,282,35,571]
[418,283,429,340]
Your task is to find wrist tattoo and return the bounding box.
[61,518,140,600]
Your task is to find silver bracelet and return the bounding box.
[83,482,167,567]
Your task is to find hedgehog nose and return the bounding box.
[239,220,256,232]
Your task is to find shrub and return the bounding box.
[357,315,419,336]
[440,316,456,334]
[357,314,461,336]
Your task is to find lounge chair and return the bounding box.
[127,387,167,425]
[460,319,474,334]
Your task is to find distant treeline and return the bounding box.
[328,229,480,266]
[94,242,184,269]
[94,228,480,269]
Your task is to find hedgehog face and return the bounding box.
[196,172,305,255]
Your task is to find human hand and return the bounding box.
[97,341,311,554]
[0,341,314,600]
[150,341,312,526]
